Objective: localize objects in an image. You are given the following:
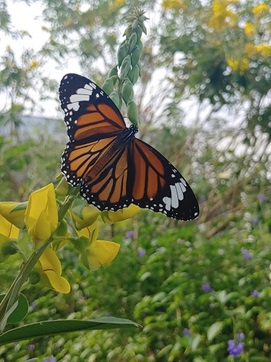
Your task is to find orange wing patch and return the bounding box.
[133,140,166,200]
[74,104,126,141]
[87,147,129,203]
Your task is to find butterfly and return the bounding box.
[59,73,199,220]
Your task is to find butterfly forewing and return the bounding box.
[59,73,126,142]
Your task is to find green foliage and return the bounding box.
[1,0,271,360]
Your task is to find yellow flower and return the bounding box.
[209,0,238,29]
[252,3,269,16]
[0,201,27,229]
[244,22,255,36]
[81,240,120,271]
[0,214,20,240]
[0,214,19,262]
[25,183,58,242]
[255,44,271,57]
[226,57,249,72]
[161,0,185,10]
[76,222,98,241]
[35,247,70,293]
[101,204,140,224]
[73,223,99,253]
[70,199,100,230]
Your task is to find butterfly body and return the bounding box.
[60,73,199,220]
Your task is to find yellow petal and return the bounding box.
[44,271,71,293]
[76,222,98,241]
[25,184,58,241]
[28,210,53,241]
[39,247,62,275]
[70,200,100,230]
[0,202,26,229]
[0,214,19,239]
[82,240,120,271]
[36,247,70,293]
[101,204,140,224]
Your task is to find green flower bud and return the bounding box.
[108,66,118,77]
[132,19,139,30]
[139,22,147,35]
[110,91,121,109]
[136,26,142,40]
[120,55,132,79]
[117,42,128,67]
[2,240,18,256]
[128,33,138,51]
[122,79,134,104]
[131,46,141,67]
[102,77,114,94]
[128,65,140,84]
[127,100,138,127]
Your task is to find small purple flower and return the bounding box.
[28,344,35,351]
[227,339,244,357]
[241,248,253,260]
[237,333,245,340]
[126,231,134,238]
[257,193,265,202]
[137,247,146,257]
[251,290,259,297]
[250,217,260,225]
[183,328,191,336]
[201,283,212,293]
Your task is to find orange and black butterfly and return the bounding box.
[59,73,199,220]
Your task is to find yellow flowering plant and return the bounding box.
[0,9,146,343]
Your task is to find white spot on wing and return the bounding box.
[176,182,184,200]
[70,94,90,102]
[170,185,179,208]
[162,196,171,211]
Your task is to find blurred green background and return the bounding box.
[0,0,271,360]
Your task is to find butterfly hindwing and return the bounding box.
[79,142,134,210]
[131,139,199,220]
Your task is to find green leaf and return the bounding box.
[0,294,28,324]
[207,321,224,342]
[0,317,140,345]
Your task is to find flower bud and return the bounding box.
[122,79,134,104]
[128,32,138,51]
[102,77,114,95]
[120,55,132,79]
[117,42,128,67]
[109,91,122,109]
[127,100,139,127]
[128,65,140,84]
[131,46,141,67]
